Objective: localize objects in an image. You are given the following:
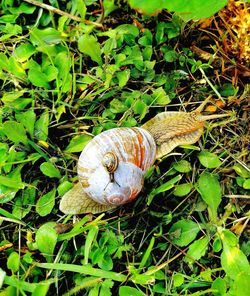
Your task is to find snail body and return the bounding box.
[60,97,229,214]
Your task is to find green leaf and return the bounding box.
[139,236,155,270]
[40,162,61,179]
[233,272,250,296]
[36,189,56,217]
[28,68,50,88]
[173,273,184,287]
[119,286,145,296]
[173,160,192,173]
[34,110,49,141]
[152,87,170,105]
[169,219,200,247]
[184,237,209,264]
[164,0,228,21]
[198,150,222,168]
[221,246,250,280]
[133,100,148,118]
[35,222,58,262]
[7,252,20,273]
[211,278,227,296]
[232,164,250,178]
[0,176,25,190]
[78,34,103,65]
[15,109,36,138]
[3,121,28,145]
[173,183,193,197]
[197,172,221,222]
[57,181,73,196]
[147,175,182,205]
[31,283,51,296]
[116,69,130,88]
[54,52,72,93]
[30,27,64,45]
[13,43,35,62]
[65,134,93,153]
[243,179,250,189]
[84,226,99,265]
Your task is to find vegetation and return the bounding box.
[0,0,249,295]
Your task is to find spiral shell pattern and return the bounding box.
[77,127,156,205]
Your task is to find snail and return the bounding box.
[60,97,230,214]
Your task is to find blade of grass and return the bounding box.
[35,262,127,282]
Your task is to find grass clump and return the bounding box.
[0,1,249,295]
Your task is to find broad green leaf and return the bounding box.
[221,246,250,280]
[31,283,51,296]
[54,52,72,93]
[243,179,250,189]
[109,98,127,113]
[35,222,58,262]
[173,273,184,287]
[116,69,130,88]
[152,87,170,105]
[173,183,193,197]
[0,53,9,70]
[198,150,222,168]
[147,175,181,205]
[15,109,36,137]
[116,24,139,37]
[43,65,58,82]
[0,175,24,191]
[103,0,118,17]
[164,0,228,21]
[40,162,61,179]
[184,237,209,264]
[173,160,192,173]
[9,2,36,14]
[232,164,250,178]
[30,27,64,45]
[197,172,221,223]
[36,189,56,217]
[8,56,26,79]
[2,121,28,145]
[12,186,37,219]
[211,278,227,296]
[76,0,87,19]
[7,252,20,273]
[169,219,200,247]
[162,47,178,62]
[133,100,148,118]
[28,68,50,88]
[65,134,92,153]
[34,110,49,141]
[13,43,35,62]
[78,34,103,65]
[233,272,250,296]
[119,286,145,296]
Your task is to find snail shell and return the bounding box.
[77,127,156,206]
